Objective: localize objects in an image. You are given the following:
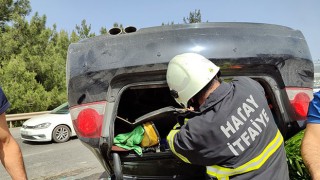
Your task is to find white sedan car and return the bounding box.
[20,102,77,143]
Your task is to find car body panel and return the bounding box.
[67,22,313,107]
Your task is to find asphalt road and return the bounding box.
[0,128,106,180]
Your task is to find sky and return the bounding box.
[28,0,320,61]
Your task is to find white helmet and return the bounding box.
[166,53,220,108]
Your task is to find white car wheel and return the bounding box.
[52,125,70,143]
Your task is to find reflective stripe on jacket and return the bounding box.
[206,130,283,179]
[166,77,289,179]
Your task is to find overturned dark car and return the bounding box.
[66,22,314,179]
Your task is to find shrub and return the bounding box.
[285,130,311,180]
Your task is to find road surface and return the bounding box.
[0,128,106,180]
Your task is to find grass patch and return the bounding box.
[285,130,311,180]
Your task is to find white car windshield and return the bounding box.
[50,103,69,114]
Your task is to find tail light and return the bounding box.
[285,87,313,120]
[70,101,106,138]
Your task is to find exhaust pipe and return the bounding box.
[124,26,137,34]
[108,27,122,35]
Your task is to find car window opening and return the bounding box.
[115,86,178,137]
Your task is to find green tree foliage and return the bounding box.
[70,30,80,43]
[100,27,108,35]
[0,0,31,30]
[113,22,123,29]
[183,9,202,23]
[162,9,201,25]
[0,14,29,62]
[161,21,175,26]
[0,58,49,112]
[75,19,95,39]
[47,30,70,108]
[0,0,70,113]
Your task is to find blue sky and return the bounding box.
[28,0,319,61]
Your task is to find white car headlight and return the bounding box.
[34,122,51,129]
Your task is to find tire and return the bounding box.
[52,125,70,143]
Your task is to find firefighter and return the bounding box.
[166,53,289,180]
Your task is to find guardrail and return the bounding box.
[6,111,51,128]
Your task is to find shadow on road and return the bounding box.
[22,141,53,145]
[22,136,78,145]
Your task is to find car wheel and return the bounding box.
[52,125,70,143]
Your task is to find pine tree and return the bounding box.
[183,9,202,23]
[75,19,95,39]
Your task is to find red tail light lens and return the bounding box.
[78,108,101,136]
[285,88,313,120]
[70,101,106,138]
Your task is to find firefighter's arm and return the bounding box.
[301,123,320,180]
[166,127,192,164]
[172,118,189,130]
[166,117,206,165]
[166,118,190,162]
